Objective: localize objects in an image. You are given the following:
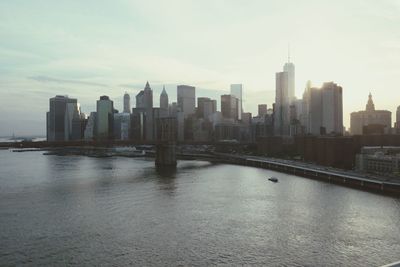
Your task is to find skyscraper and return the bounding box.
[395,106,400,133]
[47,95,80,141]
[221,94,239,120]
[303,82,343,135]
[143,81,153,109]
[123,92,131,113]
[274,71,290,135]
[274,55,296,136]
[321,82,343,134]
[283,62,295,102]
[258,104,267,117]
[301,81,312,129]
[136,90,145,108]
[113,113,131,140]
[96,95,114,140]
[230,84,243,120]
[160,86,169,110]
[84,112,97,140]
[197,97,217,119]
[177,85,195,117]
[136,81,153,109]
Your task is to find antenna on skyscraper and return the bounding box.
[288,43,291,63]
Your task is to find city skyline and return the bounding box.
[1,0,400,135]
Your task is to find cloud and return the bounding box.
[28,75,109,87]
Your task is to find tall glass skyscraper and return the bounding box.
[283,62,295,102]
[177,85,195,118]
[96,95,114,140]
[230,84,243,120]
[123,92,131,113]
[47,95,79,141]
[160,86,169,110]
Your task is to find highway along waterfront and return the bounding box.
[0,149,400,266]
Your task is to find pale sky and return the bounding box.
[1,0,399,136]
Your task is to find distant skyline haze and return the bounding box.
[1,0,399,135]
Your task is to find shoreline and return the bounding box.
[3,145,400,196]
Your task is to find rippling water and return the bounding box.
[0,150,399,266]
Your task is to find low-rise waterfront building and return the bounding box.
[356,146,400,176]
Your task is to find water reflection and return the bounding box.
[0,150,400,266]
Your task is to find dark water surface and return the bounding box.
[0,150,399,266]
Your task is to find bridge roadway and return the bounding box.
[181,152,400,195]
[4,140,400,195]
[0,140,254,148]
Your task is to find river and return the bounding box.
[0,150,399,266]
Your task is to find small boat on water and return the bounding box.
[268,177,278,182]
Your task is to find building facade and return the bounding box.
[394,106,400,133]
[302,82,343,135]
[84,112,97,140]
[197,97,217,119]
[274,71,290,135]
[113,113,131,140]
[47,95,82,141]
[283,62,295,103]
[136,82,153,109]
[177,85,196,118]
[230,84,243,120]
[96,96,114,140]
[123,92,130,113]
[258,104,267,117]
[160,86,169,110]
[350,93,391,135]
[356,146,400,176]
[221,94,239,121]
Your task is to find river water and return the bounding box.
[0,150,399,266]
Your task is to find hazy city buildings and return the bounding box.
[230,84,243,120]
[350,93,391,135]
[45,55,398,149]
[177,85,196,118]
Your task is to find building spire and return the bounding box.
[288,43,290,63]
[366,92,375,112]
[161,85,167,95]
[144,81,151,90]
